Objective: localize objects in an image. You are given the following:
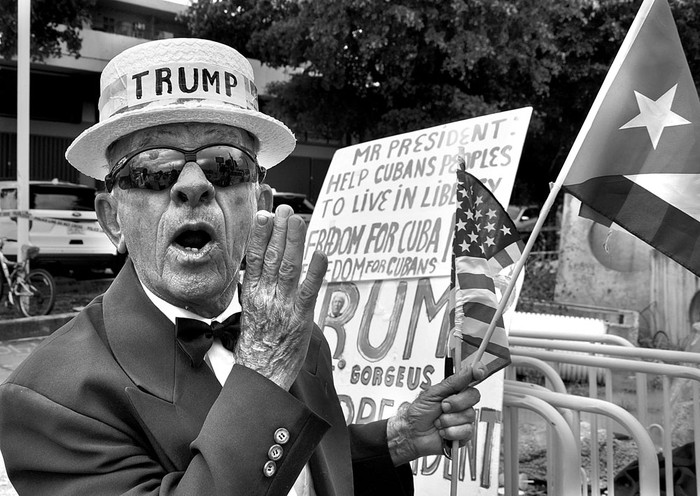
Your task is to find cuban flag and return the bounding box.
[562,0,700,277]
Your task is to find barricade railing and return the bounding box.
[503,389,584,495]
[507,355,572,425]
[511,335,700,426]
[504,380,661,496]
[509,355,567,393]
[510,336,700,365]
[510,346,700,496]
[510,328,636,347]
[506,355,641,495]
[505,356,576,496]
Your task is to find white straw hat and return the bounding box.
[66,38,296,179]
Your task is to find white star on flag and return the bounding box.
[619,84,691,149]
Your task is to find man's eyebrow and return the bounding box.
[201,128,256,147]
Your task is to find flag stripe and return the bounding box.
[461,335,511,360]
[455,289,497,308]
[459,317,509,348]
[461,301,505,326]
[456,256,491,275]
[459,339,511,376]
[566,175,700,274]
[457,273,495,292]
[492,244,517,267]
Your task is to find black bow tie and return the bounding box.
[176,313,241,368]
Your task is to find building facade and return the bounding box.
[0,0,338,202]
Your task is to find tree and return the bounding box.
[0,0,95,61]
[181,0,700,204]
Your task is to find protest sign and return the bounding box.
[304,107,532,494]
[304,108,531,283]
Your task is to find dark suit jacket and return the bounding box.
[0,262,413,495]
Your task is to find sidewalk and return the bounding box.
[0,336,47,496]
[0,314,75,496]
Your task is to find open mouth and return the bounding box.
[174,230,212,250]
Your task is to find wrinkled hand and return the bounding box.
[236,205,327,390]
[386,363,486,466]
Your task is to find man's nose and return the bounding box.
[170,162,215,205]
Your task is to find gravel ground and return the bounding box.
[516,420,640,495]
[513,376,663,495]
[0,451,14,496]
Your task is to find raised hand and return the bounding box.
[236,205,327,390]
[386,363,486,466]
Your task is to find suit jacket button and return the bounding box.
[268,444,283,461]
[274,427,290,444]
[263,460,276,477]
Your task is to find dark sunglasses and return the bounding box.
[105,143,266,192]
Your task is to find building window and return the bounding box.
[133,22,146,38]
[102,16,115,33]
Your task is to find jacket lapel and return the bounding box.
[103,264,351,488]
[103,261,221,470]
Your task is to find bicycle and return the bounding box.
[0,239,56,317]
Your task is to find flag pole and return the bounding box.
[469,0,655,366]
[450,337,462,496]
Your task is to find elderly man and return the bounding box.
[0,38,483,495]
[329,293,347,318]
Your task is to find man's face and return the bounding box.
[331,296,344,315]
[98,123,270,316]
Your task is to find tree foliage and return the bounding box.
[0,0,94,61]
[182,0,700,203]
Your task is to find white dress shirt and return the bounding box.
[141,284,315,496]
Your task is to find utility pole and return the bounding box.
[17,0,31,262]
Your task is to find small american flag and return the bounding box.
[448,166,523,378]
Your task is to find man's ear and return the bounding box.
[257,184,273,212]
[95,192,127,254]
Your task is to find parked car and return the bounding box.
[0,180,122,273]
[507,204,540,235]
[272,191,315,225]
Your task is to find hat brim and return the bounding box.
[66,101,296,180]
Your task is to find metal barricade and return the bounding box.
[511,345,700,496]
[503,389,584,495]
[505,380,660,496]
[510,328,636,347]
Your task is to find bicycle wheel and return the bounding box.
[17,269,56,317]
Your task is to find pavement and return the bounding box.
[0,313,78,495]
